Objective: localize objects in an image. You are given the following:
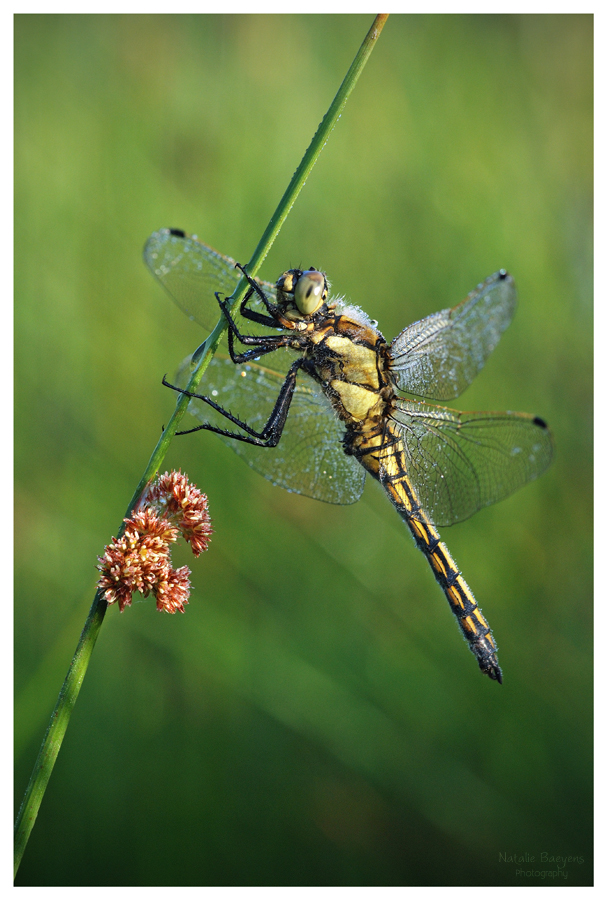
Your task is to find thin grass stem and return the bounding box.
[14,13,389,878]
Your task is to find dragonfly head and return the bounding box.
[276,268,328,320]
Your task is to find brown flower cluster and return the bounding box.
[96,471,212,614]
[142,470,212,557]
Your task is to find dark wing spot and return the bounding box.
[169,228,186,238]
[533,416,548,429]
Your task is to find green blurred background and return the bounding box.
[15,14,592,887]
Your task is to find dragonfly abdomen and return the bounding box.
[357,428,503,682]
[405,511,503,683]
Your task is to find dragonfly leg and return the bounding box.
[215,280,278,329]
[234,262,282,319]
[216,293,288,363]
[225,326,292,364]
[239,286,280,328]
[239,306,281,328]
[163,357,307,446]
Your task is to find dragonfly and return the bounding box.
[144,227,553,682]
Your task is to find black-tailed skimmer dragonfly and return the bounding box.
[145,228,553,682]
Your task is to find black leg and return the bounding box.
[215,294,293,364]
[238,304,279,329]
[163,357,307,446]
[216,294,286,348]
[224,324,293,364]
[234,262,282,320]
[237,283,279,329]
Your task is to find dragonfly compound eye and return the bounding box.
[294,270,326,316]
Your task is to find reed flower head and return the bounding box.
[141,469,212,556]
[97,471,211,614]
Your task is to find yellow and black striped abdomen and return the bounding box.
[355,424,502,682]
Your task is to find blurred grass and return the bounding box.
[15,14,592,887]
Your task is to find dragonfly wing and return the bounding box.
[176,350,366,505]
[388,270,517,400]
[144,228,278,334]
[390,399,553,526]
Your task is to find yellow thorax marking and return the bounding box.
[324,335,380,390]
[332,381,383,421]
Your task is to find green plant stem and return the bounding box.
[14,13,389,879]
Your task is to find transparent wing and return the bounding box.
[144,228,278,334]
[176,350,366,505]
[388,270,517,400]
[390,398,553,526]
